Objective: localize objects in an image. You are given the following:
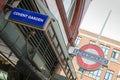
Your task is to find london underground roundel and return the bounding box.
[77,44,104,70]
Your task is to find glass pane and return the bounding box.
[94,71,98,75]
[104,70,113,80]
[111,50,120,60]
[98,70,102,76]
[62,0,76,24]
[100,45,109,57]
[109,74,113,80]
[62,0,72,14]
[89,73,92,77]
[105,73,109,79]
[53,37,58,47]
[75,37,81,47]
[96,77,100,80]
[89,68,102,79]
[89,41,95,44]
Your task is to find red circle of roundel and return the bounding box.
[77,44,104,70]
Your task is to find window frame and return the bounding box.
[111,49,120,60]
[75,36,81,47]
[89,68,103,80]
[104,70,114,80]
[100,45,110,58]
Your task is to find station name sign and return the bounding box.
[8,7,49,28]
[73,49,109,67]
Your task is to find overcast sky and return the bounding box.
[80,0,120,42]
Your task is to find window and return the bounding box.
[78,67,84,73]
[89,68,102,80]
[62,0,72,13]
[62,0,76,23]
[75,37,81,47]
[117,71,120,80]
[111,49,120,60]
[104,70,113,80]
[89,41,96,45]
[100,45,110,58]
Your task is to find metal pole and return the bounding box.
[96,10,112,44]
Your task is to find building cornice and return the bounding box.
[79,29,120,48]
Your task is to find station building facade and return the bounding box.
[72,29,120,80]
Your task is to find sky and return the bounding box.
[80,0,120,42]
